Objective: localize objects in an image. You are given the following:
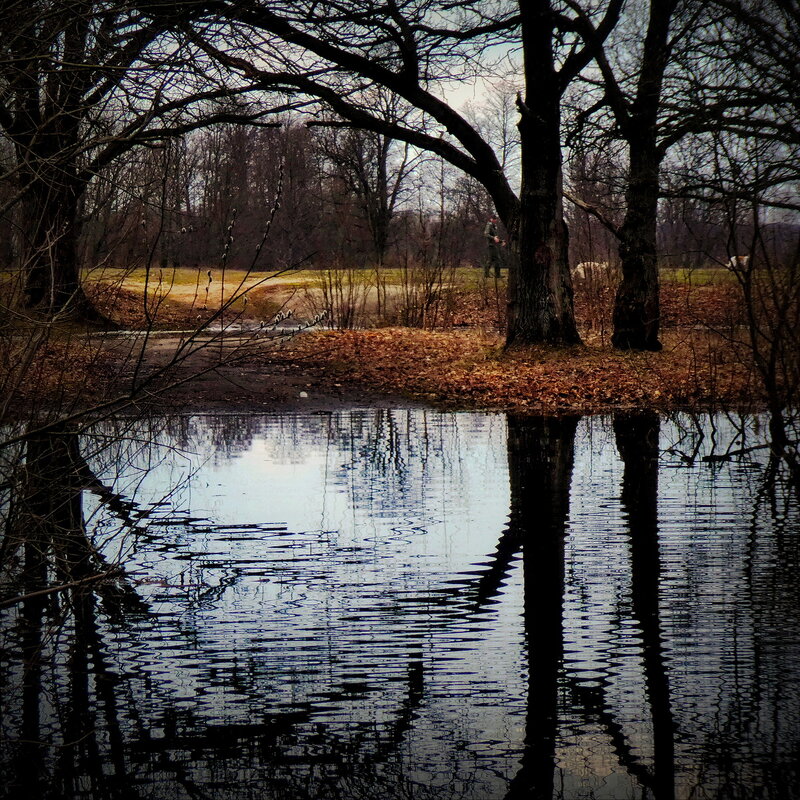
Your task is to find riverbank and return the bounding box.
[0,269,767,420]
[253,326,758,415]
[1,322,761,422]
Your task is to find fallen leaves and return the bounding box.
[270,327,758,414]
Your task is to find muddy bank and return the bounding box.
[124,324,761,417]
[99,330,429,415]
[151,340,426,413]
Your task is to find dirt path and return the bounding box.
[5,308,760,422]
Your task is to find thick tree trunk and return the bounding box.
[19,168,115,327]
[611,0,676,352]
[508,0,580,347]
[10,11,115,329]
[22,174,79,308]
[612,143,663,350]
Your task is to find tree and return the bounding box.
[192,0,625,346]
[566,0,698,350]
[608,0,684,351]
[663,0,800,464]
[0,0,289,322]
[504,414,579,797]
[315,92,419,266]
[568,0,799,350]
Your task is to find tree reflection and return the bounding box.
[496,412,676,799]
[1,426,143,798]
[2,411,797,800]
[0,420,456,799]
[504,415,579,800]
[614,411,675,800]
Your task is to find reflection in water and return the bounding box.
[505,416,579,800]
[0,410,798,799]
[614,412,674,800]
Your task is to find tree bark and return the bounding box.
[22,172,76,306]
[610,0,677,351]
[8,4,115,326]
[612,142,663,350]
[509,0,581,347]
[18,165,115,325]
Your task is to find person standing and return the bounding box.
[483,215,503,278]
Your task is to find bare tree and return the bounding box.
[565,0,702,350]
[568,0,798,351]
[0,1,291,322]
[671,0,799,457]
[315,92,420,267]
[669,128,799,473]
[190,0,626,346]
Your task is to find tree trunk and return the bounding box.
[611,0,676,352]
[22,172,77,307]
[19,167,115,326]
[8,4,115,329]
[508,0,581,347]
[369,135,391,266]
[612,142,663,350]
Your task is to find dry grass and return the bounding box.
[76,264,746,335]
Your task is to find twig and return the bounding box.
[0,568,123,609]
[701,440,796,462]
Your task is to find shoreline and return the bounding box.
[1,325,769,425]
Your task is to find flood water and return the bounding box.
[1,409,798,799]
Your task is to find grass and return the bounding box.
[660,265,737,286]
[1,263,744,335]
[88,264,493,293]
[79,264,500,330]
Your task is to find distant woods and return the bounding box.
[0,0,797,352]
[5,122,495,277]
[3,117,793,280]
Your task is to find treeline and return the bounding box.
[1,0,798,352]
[71,122,494,274]
[2,116,785,279]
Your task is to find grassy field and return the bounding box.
[660,265,737,286]
[81,264,504,330]
[1,261,740,335]
[89,264,494,293]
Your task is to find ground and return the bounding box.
[0,265,765,420]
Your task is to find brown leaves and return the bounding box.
[86,284,218,330]
[275,326,758,414]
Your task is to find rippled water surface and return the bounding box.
[1,410,798,799]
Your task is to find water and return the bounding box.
[0,410,798,799]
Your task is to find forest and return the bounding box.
[0,0,797,426]
[0,0,796,449]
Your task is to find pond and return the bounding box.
[1,409,798,799]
